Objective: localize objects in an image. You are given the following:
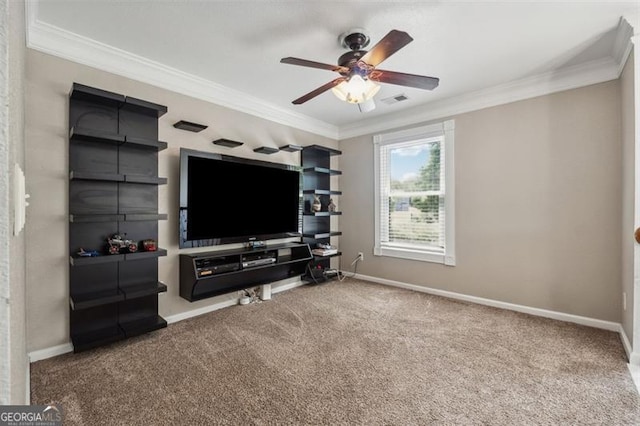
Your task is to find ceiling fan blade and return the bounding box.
[280,57,348,74]
[371,69,440,90]
[292,77,346,104]
[360,30,413,67]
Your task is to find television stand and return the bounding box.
[179,242,312,302]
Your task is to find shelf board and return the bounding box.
[70,214,123,223]
[70,254,124,266]
[70,84,167,118]
[302,189,342,196]
[120,282,167,300]
[275,253,314,265]
[312,251,342,259]
[213,138,243,148]
[70,171,166,185]
[70,213,166,223]
[71,325,125,353]
[69,289,124,311]
[120,315,167,338]
[69,128,167,151]
[70,82,125,106]
[174,120,207,132]
[124,248,167,261]
[70,170,123,182]
[303,211,342,216]
[70,249,165,266]
[303,167,342,176]
[69,127,125,145]
[124,175,167,185]
[302,144,342,156]
[124,213,168,221]
[303,231,342,239]
[122,96,168,118]
[124,135,168,151]
[254,146,279,155]
[279,144,303,152]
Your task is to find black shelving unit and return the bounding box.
[301,145,342,282]
[68,82,168,353]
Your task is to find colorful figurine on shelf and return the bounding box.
[327,198,336,212]
[142,239,157,252]
[312,195,322,212]
[77,248,100,257]
[107,234,138,255]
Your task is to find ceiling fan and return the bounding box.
[280,29,439,109]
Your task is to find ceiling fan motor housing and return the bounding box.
[338,30,373,77]
[338,51,368,72]
[340,30,370,50]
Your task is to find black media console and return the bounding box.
[179,242,312,302]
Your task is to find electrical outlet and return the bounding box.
[351,252,364,266]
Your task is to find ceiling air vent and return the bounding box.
[381,94,409,105]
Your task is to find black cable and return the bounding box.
[306,262,322,284]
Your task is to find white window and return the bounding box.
[374,120,455,265]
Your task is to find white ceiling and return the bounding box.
[28,1,639,139]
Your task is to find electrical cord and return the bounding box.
[337,254,359,281]
[305,262,323,284]
[305,253,360,284]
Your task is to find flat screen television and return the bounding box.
[179,148,302,248]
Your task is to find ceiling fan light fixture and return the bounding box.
[331,75,380,104]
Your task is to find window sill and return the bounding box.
[374,245,455,266]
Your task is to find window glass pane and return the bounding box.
[389,141,440,192]
[388,195,443,247]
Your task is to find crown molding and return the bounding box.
[615,17,635,77]
[622,10,639,35]
[338,56,620,139]
[24,4,339,140]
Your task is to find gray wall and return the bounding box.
[340,80,622,322]
[621,50,636,343]
[24,46,628,353]
[25,49,337,352]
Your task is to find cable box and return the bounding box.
[242,258,277,268]
[196,262,240,277]
[241,250,277,268]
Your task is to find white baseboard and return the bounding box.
[272,280,307,295]
[28,343,73,363]
[630,351,640,366]
[164,297,239,324]
[354,273,621,332]
[627,363,640,394]
[620,326,633,360]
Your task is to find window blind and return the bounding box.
[379,137,445,252]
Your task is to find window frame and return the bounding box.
[373,119,456,266]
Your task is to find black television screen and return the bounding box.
[179,148,302,248]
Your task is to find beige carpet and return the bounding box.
[31,278,640,425]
